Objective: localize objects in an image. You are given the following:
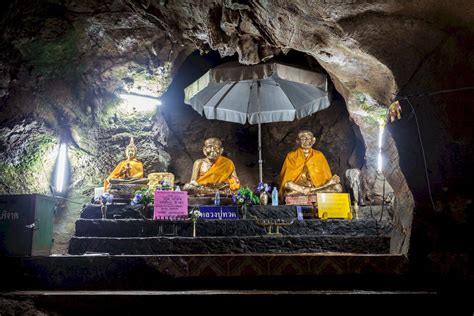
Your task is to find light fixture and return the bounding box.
[377,121,384,173]
[377,151,383,173]
[118,92,161,113]
[55,143,67,193]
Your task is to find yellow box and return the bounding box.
[317,193,352,220]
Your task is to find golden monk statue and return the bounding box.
[183,137,240,196]
[104,137,146,192]
[279,130,342,199]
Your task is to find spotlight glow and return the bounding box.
[377,122,384,173]
[377,151,383,173]
[378,124,383,149]
[55,143,67,193]
[119,93,161,113]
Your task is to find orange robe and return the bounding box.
[104,158,144,190]
[197,156,239,189]
[279,148,332,196]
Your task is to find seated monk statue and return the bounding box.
[183,137,240,196]
[279,130,342,199]
[104,137,148,194]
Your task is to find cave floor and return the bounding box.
[2,253,471,312]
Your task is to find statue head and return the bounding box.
[126,137,137,159]
[297,130,316,150]
[203,137,223,162]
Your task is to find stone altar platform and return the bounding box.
[69,203,393,255]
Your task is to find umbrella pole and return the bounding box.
[258,121,263,184]
[257,80,263,184]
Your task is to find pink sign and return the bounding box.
[153,191,188,220]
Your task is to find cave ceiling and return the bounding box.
[2,0,473,112]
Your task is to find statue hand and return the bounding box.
[119,164,131,178]
[217,182,229,190]
[324,175,340,186]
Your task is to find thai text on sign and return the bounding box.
[198,206,239,220]
[0,211,19,220]
[317,193,351,219]
[154,191,188,220]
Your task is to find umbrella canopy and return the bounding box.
[185,62,330,125]
[184,61,330,184]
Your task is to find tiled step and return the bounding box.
[68,235,390,255]
[74,218,392,237]
[0,254,410,291]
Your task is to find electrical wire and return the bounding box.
[402,97,437,212]
[393,86,474,212]
[398,86,474,99]
[380,175,385,223]
[368,200,379,235]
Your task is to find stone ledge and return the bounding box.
[68,235,390,255]
[79,203,392,221]
[74,218,392,237]
[80,203,143,219]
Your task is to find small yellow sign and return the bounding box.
[317,193,352,220]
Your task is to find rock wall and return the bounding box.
[387,30,474,277]
[0,0,182,253]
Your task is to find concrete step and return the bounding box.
[1,254,409,291]
[1,289,451,314]
[68,235,390,255]
[1,255,469,314]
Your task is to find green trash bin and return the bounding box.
[0,194,56,256]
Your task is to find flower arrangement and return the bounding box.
[98,193,113,219]
[131,188,154,206]
[388,100,402,123]
[98,192,113,205]
[189,208,202,222]
[232,186,260,207]
[254,182,271,205]
[255,182,271,194]
[228,176,240,191]
[156,180,173,191]
[131,188,154,218]
[189,207,202,237]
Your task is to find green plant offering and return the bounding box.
[232,186,260,206]
[131,188,154,206]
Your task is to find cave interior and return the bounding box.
[0,0,473,310]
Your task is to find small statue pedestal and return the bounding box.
[108,182,148,201]
[285,194,317,206]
